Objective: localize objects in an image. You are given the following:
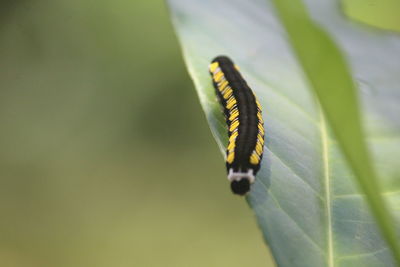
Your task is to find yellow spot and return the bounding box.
[258,134,264,145]
[257,112,263,123]
[258,123,265,135]
[229,131,239,142]
[250,153,260,165]
[223,88,233,99]
[229,109,239,121]
[256,100,262,109]
[255,142,263,155]
[213,71,224,82]
[234,64,240,71]
[227,152,235,163]
[229,120,240,132]
[227,141,235,151]
[219,81,229,92]
[209,62,219,72]
[226,97,237,109]
[229,107,238,114]
[226,96,235,104]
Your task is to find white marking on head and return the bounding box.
[227,169,255,184]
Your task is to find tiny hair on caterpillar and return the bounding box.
[209,55,265,196]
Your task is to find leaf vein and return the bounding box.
[258,179,325,253]
[267,147,324,200]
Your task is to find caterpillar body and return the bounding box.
[209,56,265,196]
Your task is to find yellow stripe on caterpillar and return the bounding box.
[229,131,239,142]
[226,97,237,109]
[258,123,265,135]
[223,88,233,99]
[229,107,238,114]
[219,80,229,92]
[257,112,263,123]
[229,120,240,132]
[213,71,224,82]
[220,86,230,96]
[230,117,239,126]
[226,96,236,104]
[227,152,235,164]
[209,62,219,72]
[229,109,239,121]
[255,142,263,155]
[227,141,235,151]
[250,152,260,165]
[257,134,264,145]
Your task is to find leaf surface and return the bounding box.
[167,0,400,266]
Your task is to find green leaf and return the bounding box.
[341,0,400,33]
[271,0,400,265]
[167,0,400,266]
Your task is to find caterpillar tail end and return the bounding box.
[227,169,255,196]
[230,179,250,195]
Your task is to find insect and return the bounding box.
[209,56,265,196]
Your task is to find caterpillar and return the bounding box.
[209,56,265,196]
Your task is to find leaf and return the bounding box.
[167,0,400,266]
[341,0,400,33]
[271,0,400,264]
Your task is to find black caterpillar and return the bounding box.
[209,56,265,195]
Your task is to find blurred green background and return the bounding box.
[0,0,273,266]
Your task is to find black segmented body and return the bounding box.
[209,56,265,195]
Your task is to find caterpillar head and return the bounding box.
[227,169,255,196]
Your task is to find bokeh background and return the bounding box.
[0,0,274,266]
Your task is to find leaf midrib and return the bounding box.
[320,110,334,267]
